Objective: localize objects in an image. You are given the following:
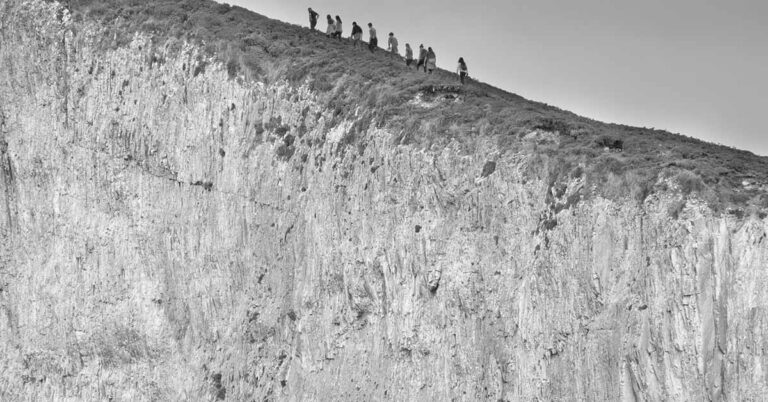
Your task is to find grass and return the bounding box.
[42,0,768,212]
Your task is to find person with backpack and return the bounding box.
[456,57,468,84]
[416,44,427,73]
[326,15,335,37]
[333,16,343,39]
[426,47,436,74]
[351,22,363,47]
[387,33,399,58]
[405,44,414,68]
[308,8,319,30]
[367,23,378,53]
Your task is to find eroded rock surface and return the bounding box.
[1,1,767,400]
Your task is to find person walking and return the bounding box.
[405,44,414,68]
[351,22,363,47]
[333,15,343,39]
[387,33,399,58]
[456,57,469,84]
[325,15,335,37]
[426,47,436,74]
[416,44,427,73]
[367,23,378,53]
[308,8,319,30]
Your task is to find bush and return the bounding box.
[674,170,705,195]
[532,118,571,136]
[595,136,623,151]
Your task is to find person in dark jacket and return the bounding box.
[456,57,468,84]
[416,44,427,73]
[308,8,319,30]
[351,22,363,47]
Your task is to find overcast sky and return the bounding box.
[229,0,768,155]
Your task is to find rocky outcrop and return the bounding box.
[1,1,767,400]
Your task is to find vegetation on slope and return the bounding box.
[48,0,768,213]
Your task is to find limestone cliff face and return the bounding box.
[1,1,767,401]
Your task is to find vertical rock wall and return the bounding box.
[1,1,767,400]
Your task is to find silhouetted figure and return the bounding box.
[351,22,363,47]
[368,23,378,53]
[387,33,399,58]
[426,47,436,74]
[326,15,335,37]
[457,57,468,84]
[332,16,343,39]
[308,8,319,30]
[416,44,427,73]
[405,44,414,68]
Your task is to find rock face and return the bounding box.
[1,1,768,400]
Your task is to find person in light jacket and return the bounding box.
[333,15,343,39]
[426,47,436,74]
[326,15,335,37]
[405,44,414,68]
[367,23,378,53]
[387,32,399,58]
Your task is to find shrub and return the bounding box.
[595,136,623,151]
[532,118,571,136]
[674,170,705,195]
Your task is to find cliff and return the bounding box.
[1,0,767,400]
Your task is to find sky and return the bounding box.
[229,0,768,155]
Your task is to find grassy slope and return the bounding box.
[52,0,768,212]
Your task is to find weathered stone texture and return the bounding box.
[1,1,767,400]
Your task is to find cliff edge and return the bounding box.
[1,0,767,400]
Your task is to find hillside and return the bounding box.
[2,0,768,400]
[53,0,768,213]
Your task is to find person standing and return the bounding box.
[387,33,399,58]
[326,15,335,37]
[367,23,378,53]
[333,15,343,39]
[456,57,468,84]
[426,47,436,74]
[351,22,363,47]
[416,44,427,73]
[308,8,319,30]
[405,44,414,68]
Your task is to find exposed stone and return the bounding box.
[0,1,766,401]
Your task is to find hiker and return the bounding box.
[456,57,468,84]
[416,44,427,72]
[426,47,436,74]
[350,22,363,47]
[308,8,319,30]
[351,22,363,47]
[387,32,399,58]
[405,44,414,68]
[326,15,335,37]
[367,23,378,53]
[333,16,343,39]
